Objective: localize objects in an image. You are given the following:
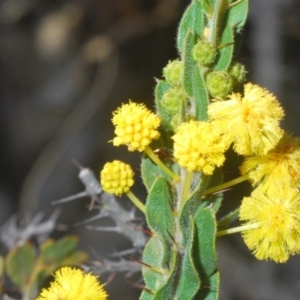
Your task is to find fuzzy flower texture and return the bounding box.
[240,133,300,193]
[208,83,284,156]
[37,267,108,300]
[240,189,300,263]
[112,101,161,152]
[172,120,226,174]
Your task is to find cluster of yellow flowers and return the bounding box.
[100,81,300,263]
[37,267,108,300]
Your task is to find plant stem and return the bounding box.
[144,146,181,182]
[182,171,193,202]
[217,222,259,237]
[126,190,146,214]
[203,174,249,196]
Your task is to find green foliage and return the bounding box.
[140,0,249,299]
[3,235,87,299]
[5,243,35,288]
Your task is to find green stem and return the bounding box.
[126,190,146,214]
[217,222,259,237]
[182,171,193,202]
[144,146,181,182]
[203,174,249,196]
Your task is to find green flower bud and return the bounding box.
[206,70,234,99]
[161,86,186,115]
[163,60,183,85]
[229,62,247,83]
[192,40,217,67]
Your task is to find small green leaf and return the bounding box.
[193,64,209,120]
[142,236,164,295]
[177,2,205,54]
[41,235,79,265]
[5,243,35,287]
[58,250,88,267]
[146,177,175,248]
[214,25,234,70]
[176,217,201,299]
[227,0,248,32]
[179,174,211,242]
[152,250,178,300]
[183,31,197,97]
[141,153,175,192]
[194,208,218,278]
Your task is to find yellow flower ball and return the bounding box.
[240,133,300,192]
[112,101,161,152]
[100,160,134,196]
[208,83,284,156]
[240,188,300,263]
[36,267,108,300]
[172,120,226,174]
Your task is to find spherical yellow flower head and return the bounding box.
[208,83,284,156]
[240,189,300,263]
[112,102,161,152]
[172,120,226,174]
[100,160,134,196]
[37,267,108,300]
[240,133,300,192]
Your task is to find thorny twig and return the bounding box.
[53,164,148,275]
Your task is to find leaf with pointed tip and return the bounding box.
[214,25,234,70]
[193,64,209,120]
[142,236,165,296]
[177,1,205,54]
[176,216,201,299]
[227,0,248,32]
[194,208,218,279]
[178,174,211,243]
[183,31,197,97]
[146,177,175,249]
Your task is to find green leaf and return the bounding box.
[176,217,201,299]
[178,174,211,242]
[146,177,175,248]
[41,235,79,265]
[182,31,197,97]
[177,2,205,54]
[194,208,218,278]
[5,243,35,287]
[193,64,209,120]
[227,0,248,32]
[194,208,219,298]
[57,250,88,267]
[152,250,178,300]
[196,270,220,300]
[214,25,234,70]
[141,236,165,298]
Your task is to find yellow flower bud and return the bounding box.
[100,160,134,196]
[112,101,161,152]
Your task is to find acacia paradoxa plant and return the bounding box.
[99,0,300,299]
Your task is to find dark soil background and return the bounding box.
[0,0,300,299]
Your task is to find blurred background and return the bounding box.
[0,0,300,299]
